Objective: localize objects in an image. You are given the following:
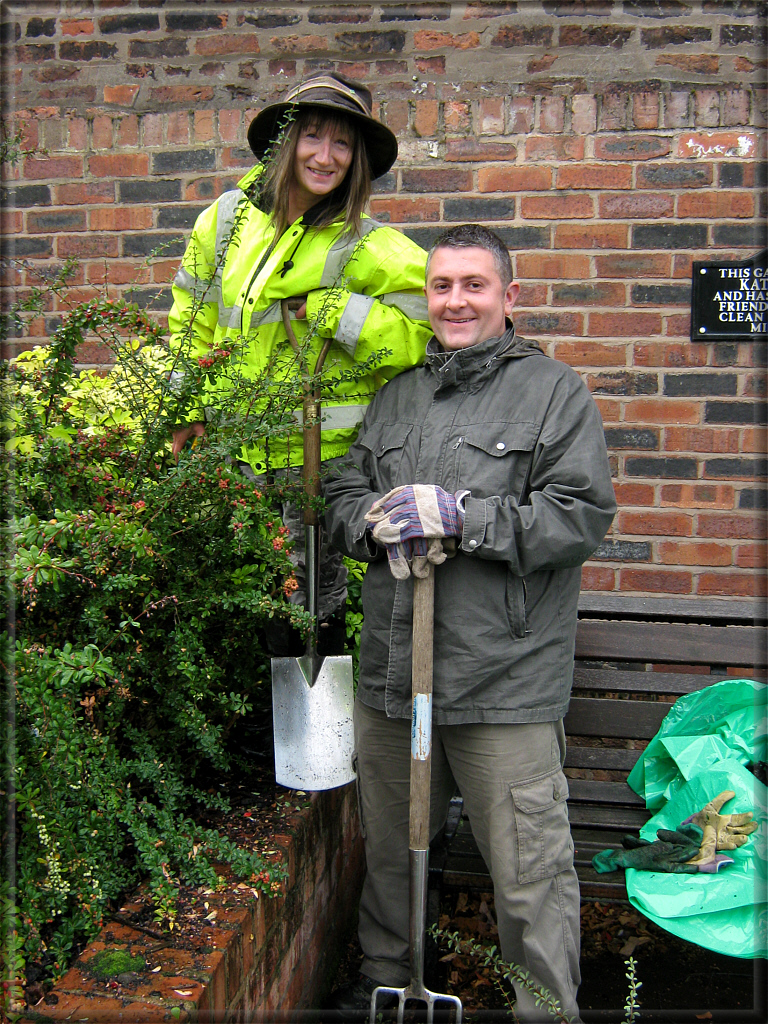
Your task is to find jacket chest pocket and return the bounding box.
[359,422,414,492]
[457,421,538,501]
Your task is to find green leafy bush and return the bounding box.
[1,285,327,994]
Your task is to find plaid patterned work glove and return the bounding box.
[365,485,468,580]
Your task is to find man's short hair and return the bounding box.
[426,224,513,288]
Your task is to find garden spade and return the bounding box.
[271,299,355,792]
[370,564,463,1024]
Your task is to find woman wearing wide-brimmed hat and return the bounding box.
[168,73,431,647]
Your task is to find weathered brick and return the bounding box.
[604,427,659,449]
[90,208,153,232]
[600,193,674,218]
[123,233,186,258]
[26,16,55,37]
[90,153,149,177]
[721,22,768,46]
[2,235,53,258]
[27,209,86,233]
[526,136,585,161]
[557,287,631,316]
[104,85,140,108]
[713,222,766,248]
[492,24,553,46]
[659,541,732,566]
[522,194,594,219]
[244,9,302,28]
[625,456,698,479]
[478,97,504,135]
[581,565,617,591]
[516,252,591,279]
[509,96,535,133]
[561,24,632,47]
[445,139,517,162]
[657,53,720,74]
[99,13,160,33]
[626,397,700,423]
[679,131,758,159]
[415,55,445,74]
[739,489,768,510]
[595,135,671,161]
[57,181,115,205]
[554,341,627,366]
[615,482,656,506]
[632,92,660,129]
[632,223,708,249]
[381,2,450,19]
[678,191,755,218]
[130,38,189,59]
[1,20,19,42]
[119,179,182,204]
[666,426,740,454]
[514,311,583,335]
[61,18,93,36]
[620,569,693,594]
[14,43,55,62]
[443,197,516,221]
[642,25,711,47]
[60,40,117,61]
[630,284,691,308]
[1,184,51,207]
[151,150,216,174]
[587,371,658,395]
[478,165,552,192]
[595,253,670,278]
[401,168,472,193]
[700,512,767,539]
[336,30,405,53]
[556,224,629,249]
[663,373,737,397]
[57,235,119,258]
[663,90,691,128]
[637,162,712,188]
[370,197,440,223]
[705,401,767,425]
[557,164,633,189]
[592,539,651,560]
[634,341,708,368]
[166,12,228,31]
[704,457,768,477]
[661,483,735,509]
[697,572,766,598]
[735,542,767,569]
[24,154,84,179]
[540,95,565,133]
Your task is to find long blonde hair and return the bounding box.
[259,109,371,238]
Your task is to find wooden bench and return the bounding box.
[429,595,767,902]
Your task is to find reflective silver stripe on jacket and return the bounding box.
[292,404,366,430]
[334,293,375,354]
[380,291,429,322]
[213,189,247,327]
[320,219,381,287]
[173,266,215,302]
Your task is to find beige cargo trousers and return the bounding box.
[353,699,583,1023]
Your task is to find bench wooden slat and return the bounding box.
[564,696,670,739]
[568,804,650,831]
[565,746,642,772]
[572,666,728,696]
[575,619,766,667]
[567,779,646,807]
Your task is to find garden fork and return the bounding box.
[369,564,462,1024]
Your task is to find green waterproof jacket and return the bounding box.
[168,166,432,472]
[323,329,617,725]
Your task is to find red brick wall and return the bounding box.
[3,1,766,603]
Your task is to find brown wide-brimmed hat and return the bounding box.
[247,72,398,180]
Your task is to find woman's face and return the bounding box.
[292,119,354,206]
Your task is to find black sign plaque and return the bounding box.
[691,248,767,342]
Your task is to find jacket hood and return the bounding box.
[425,326,543,391]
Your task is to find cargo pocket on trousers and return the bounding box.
[352,753,367,839]
[509,769,573,885]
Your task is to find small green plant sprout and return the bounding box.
[623,957,642,1024]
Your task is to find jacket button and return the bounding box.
[468,539,477,549]
[248,298,253,304]
[496,442,506,450]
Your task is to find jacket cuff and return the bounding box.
[461,496,487,553]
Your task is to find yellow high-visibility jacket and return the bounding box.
[168,166,432,472]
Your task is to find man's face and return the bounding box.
[425,246,520,351]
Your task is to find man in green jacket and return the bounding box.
[323,224,616,1021]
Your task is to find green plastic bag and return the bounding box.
[627,678,767,811]
[621,679,768,959]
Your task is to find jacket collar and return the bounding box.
[425,326,543,391]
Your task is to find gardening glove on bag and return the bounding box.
[365,485,468,580]
[592,824,734,875]
[681,789,758,867]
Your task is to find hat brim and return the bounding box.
[247,101,398,181]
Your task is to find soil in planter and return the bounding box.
[329,890,762,1022]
